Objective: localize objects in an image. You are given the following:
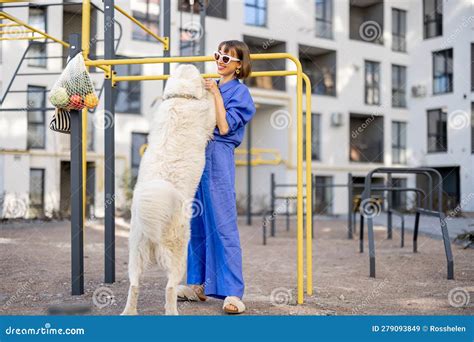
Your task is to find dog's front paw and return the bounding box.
[121,308,138,316]
[165,308,179,316]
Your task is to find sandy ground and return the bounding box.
[0,216,473,316]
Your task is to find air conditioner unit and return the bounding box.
[330,112,343,127]
[411,85,426,98]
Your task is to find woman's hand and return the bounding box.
[205,79,219,95]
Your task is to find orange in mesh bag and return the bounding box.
[49,53,99,111]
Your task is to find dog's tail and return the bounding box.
[131,179,183,245]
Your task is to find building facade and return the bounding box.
[0,0,472,219]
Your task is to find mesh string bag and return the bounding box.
[49,53,98,111]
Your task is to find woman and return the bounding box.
[177,40,255,314]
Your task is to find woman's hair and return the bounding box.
[218,40,252,80]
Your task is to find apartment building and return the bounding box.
[0,0,472,219]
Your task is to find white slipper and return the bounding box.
[223,296,246,314]
[177,285,207,302]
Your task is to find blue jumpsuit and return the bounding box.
[187,78,256,299]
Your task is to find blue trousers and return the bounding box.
[187,140,244,299]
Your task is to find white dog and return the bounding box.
[121,64,216,315]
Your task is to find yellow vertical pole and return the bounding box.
[82,0,91,221]
[303,74,313,296]
[295,62,304,305]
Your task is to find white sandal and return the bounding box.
[177,285,207,302]
[223,296,246,314]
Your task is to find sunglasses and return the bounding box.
[213,51,240,65]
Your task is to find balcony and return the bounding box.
[299,44,336,96]
[349,0,384,45]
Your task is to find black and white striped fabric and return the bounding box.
[49,108,71,134]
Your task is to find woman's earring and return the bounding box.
[236,68,241,75]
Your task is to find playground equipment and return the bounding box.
[1,0,313,304]
[32,0,313,304]
[357,186,427,252]
[360,167,454,280]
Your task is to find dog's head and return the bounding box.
[163,64,205,100]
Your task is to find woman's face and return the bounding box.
[216,46,241,77]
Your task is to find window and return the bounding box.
[245,0,267,27]
[29,168,45,217]
[350,113,384,163]
[115,61,142,113]
[131,132,148,186]
[423,0,442,39]
[392,8,406,52]
[28,7,47,68]
[132,0,160,41]
[315,176,333,214]
[304,113,321,161]
[392,121,406,164]
[27,85,46,149]
[427,108,447,153]
[392,64,406,108]
[315,0,332,39]
[300,51,336,96]
[178,0,226,18]
[206,0,227,19]
[179,26,201,56]
[365,61,380,105]
[471,103,474,153]
[433,48,453,94]
[471,44,473,91]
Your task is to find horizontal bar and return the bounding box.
[275,196,307,200]
[0,29,33,34]
[0,36,46,41]
[0,23,21,27]
[85,52,297,67]
[0,107,55,112]
[114,4,169,49]
[114,70,297,82]
[416,208,442,217]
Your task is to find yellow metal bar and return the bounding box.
[82,0,91,223]
[295,60,304,305]
[85,53,295,67]
[114,4,169,50]
[0,36,46,41]
[303,73,313,296]
[235,148,282,166]
[113,70,297,83]
[0,29,33,34]
[0,23,21,28]
[0,11,69,47]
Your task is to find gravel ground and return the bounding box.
[0,216,473,316]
